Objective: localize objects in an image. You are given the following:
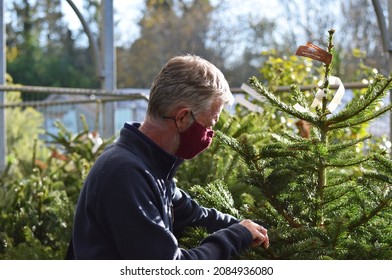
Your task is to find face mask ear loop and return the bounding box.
[190,111,196,122]
[164,110,195,134]
[162,116,180,134]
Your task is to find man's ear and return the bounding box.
[174,108,191,132]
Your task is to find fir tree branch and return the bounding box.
[322,187,354,206]
[268,196,302,228]
[348,197,391,231]
[329,103,392,130]
[278,236,324,259]
[325,175,356,188]
[327,75,392,126]
[328,136,372,152]
[248,77,319,124]
[223,154,241,182]
[330,217,346,250]
[244,165,304,229]
[216,131,257,162]
[242,172,304,229]
[361,170,392,185]
[256,142,311,160]
[274,131,310,143]
[326,156,369,168]
[373,153,392,170]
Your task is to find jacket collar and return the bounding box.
[118,122,183,181]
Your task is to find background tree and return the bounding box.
[5,0,388,90]
[6,0,98,101]
[117,0,224,88]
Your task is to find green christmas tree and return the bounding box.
[218,29,392,259]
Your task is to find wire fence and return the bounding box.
[0,82,391,141]
[0,85,150,139]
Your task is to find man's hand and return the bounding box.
[240,219,269,249]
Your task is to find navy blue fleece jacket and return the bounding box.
[70,122,253,259]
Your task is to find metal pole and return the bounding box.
[101,0,116,138]
[0,0,6,172]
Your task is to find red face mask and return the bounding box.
[175,120,214,159]
[164,111,214,160]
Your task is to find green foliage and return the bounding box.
[5,87,46,176]
[233,31,391,259]
[179,30,392,259]
[0,116,113,259]
[178,180,241,250]
[0,169,74,259]
[189,180,240,218]
[259,50,320,91]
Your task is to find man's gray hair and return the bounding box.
[146,54,234,119]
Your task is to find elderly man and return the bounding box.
[68,54,268,259]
